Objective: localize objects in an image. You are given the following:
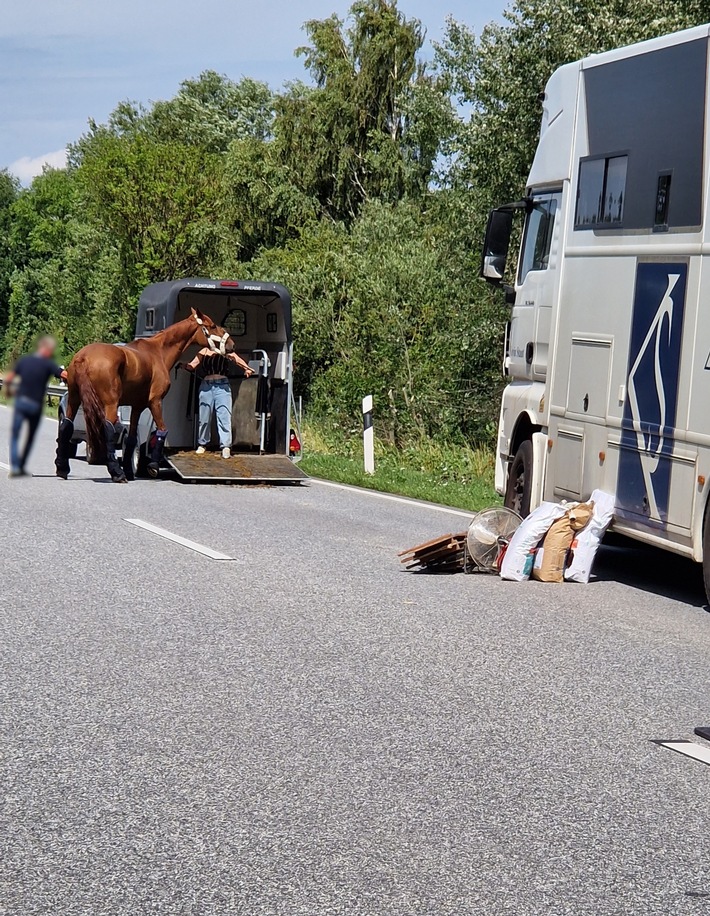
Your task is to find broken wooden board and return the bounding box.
[398,532,467,573]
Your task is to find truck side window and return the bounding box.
[575,154,627,228]
[518,194,560,283]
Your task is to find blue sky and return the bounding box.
[1,0,504,182]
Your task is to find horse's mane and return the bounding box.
[123,314,198,352]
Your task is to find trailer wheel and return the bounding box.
[135,443,150,478]
[504,439,533,518]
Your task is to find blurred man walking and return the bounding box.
[4,336,67,477]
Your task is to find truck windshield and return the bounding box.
[518,192,561,283]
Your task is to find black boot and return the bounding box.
[105,420,127,483]
[122,433,137,481]
[55,417,74,479]
[148,428,168,479]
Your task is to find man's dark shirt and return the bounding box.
[13,355,63,405]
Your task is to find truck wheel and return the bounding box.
[505,439,533,517]
[702,503,710,606]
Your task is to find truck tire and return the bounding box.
[702,503,710,606]
[504,439,533,518]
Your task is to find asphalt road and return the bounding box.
[2,405,710,916]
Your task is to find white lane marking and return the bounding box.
[310,477,475,520]
[0,460,10,471]
[658,741,710,766]
[124,519,234,561]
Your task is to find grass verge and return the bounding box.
[299,420,501,513]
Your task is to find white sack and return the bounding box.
[564,489,615,584]
[500,501,569,581]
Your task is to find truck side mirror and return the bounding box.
[480,209,514,284]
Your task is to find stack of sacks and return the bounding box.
[500,489,614,583]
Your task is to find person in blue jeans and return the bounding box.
[181,348,253,458]
[4,336,68,476]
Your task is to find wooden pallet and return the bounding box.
[398,532,467,573]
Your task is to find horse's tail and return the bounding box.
[75,362,107,463]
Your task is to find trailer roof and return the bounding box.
[138,278,293,340]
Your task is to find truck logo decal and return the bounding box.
[617,262,687,524]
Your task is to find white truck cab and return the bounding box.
[481,24,710,597]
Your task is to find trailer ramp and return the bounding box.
[166,450,307,483]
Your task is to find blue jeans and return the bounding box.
[198,379,232,448]
[10,396,42,472]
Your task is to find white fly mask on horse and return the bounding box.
[194,315,230,355]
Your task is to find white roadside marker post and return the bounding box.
[363,394,375,475]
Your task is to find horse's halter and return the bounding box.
[194,315,229,355]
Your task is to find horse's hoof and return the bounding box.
[147,464,159,479]
[56,467,69,480]
[112,474,128,484]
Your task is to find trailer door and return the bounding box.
[507,190,562,382]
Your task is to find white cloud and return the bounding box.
[8,147,67,183]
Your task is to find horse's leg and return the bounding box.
[103,419,127,483]
[55,386,80,479]
[146,397,168,478]
[103,401,127,484]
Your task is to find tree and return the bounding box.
[72,72,274,157]
[3,167,125,362]
[147,72,274,151]
[76,134,223,300]
[220,138,319,264]
[276,0,446,221]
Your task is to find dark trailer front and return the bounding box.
[136,278,305,482]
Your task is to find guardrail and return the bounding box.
[0,377,67,405]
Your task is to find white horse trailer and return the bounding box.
[480,24,710,595]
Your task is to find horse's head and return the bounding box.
[190,308,235,355]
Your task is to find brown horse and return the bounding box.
[56,308,235,482]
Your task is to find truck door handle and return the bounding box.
[526,342,534,364]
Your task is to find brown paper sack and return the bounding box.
[532,502,594,583]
